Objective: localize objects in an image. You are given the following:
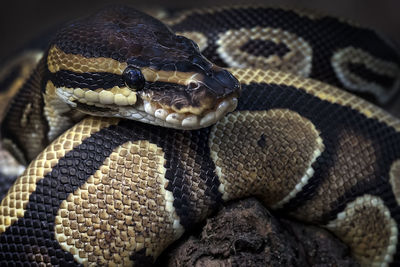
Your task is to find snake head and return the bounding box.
[46,5,240,129]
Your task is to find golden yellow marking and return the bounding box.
[216,27,312,77]
[209,109,323,206]
[176,31,208,51]
[47,46,127,74]
[56,84,137,107]
[47,46,203,90]
[390,160,400,206]
[105,86,133,96]
[231,68,400,132]
[0,117,120,234]
[326,195,398,266]
[54,140,183,266]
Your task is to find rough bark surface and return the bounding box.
[156,198,359,267]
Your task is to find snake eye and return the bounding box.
[123,66,145,90]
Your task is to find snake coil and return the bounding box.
[0,5,400,267]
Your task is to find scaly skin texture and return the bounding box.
[0,68,400,266]
[0,6,241,166]
[1,6,400,267]
[167,6,400,104]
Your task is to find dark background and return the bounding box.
[0,0,399,61]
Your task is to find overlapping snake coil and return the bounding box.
[0,5,400,266]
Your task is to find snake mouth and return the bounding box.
[129,94,239,129]
[125,67,241,129]
[56,86,239,130]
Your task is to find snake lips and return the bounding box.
[46,6,240,130]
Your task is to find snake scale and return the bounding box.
[0,5,400,266]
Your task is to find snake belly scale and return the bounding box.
[0,5,400,267]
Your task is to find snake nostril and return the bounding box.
[188,82,199,90]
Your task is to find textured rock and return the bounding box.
[156,198,359,267]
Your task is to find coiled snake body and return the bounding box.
[0,5,400,266]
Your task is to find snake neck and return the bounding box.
[0,56,84,164]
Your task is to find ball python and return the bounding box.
[0,5,400,266]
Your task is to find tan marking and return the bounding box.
[47,46,203,90]
[291,129,377,222]
[0,117,119,234]
[326,195,398,266]
[390,160,400,206]
[176,31,208,51]
[209,109,323,206]
[141,68,203,86]
[47,45,127,75]
[331,46,400,104]
[216,27,312,77]
[230,68,400,132]
[54,140,184,266]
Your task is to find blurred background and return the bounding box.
[0,0,399,60]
